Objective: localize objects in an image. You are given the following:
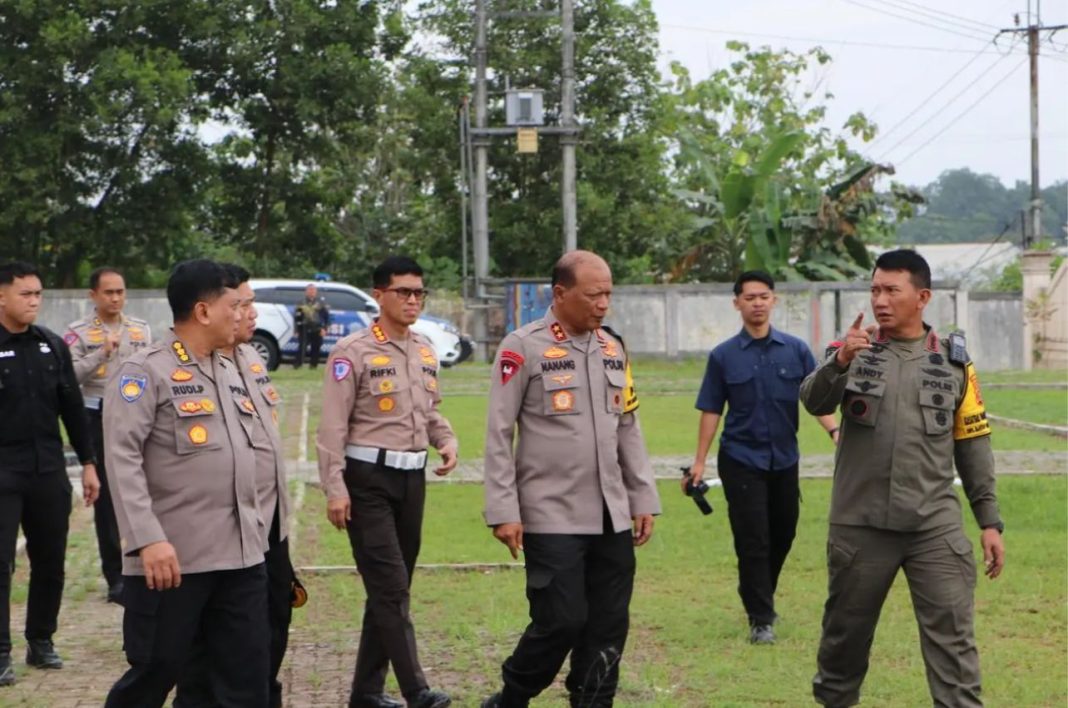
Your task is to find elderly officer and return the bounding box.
[0,261,99,686]
[173,263,293,708]
[294,282,330,369]
[317,256,457,708]
[800,249,1005,708]
[103,259,268,708]
[481,250,661,708]
[65,266,152,603]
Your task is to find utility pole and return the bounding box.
[472,0,490,361]
[560,0,577,252]
[998,4,1067,247]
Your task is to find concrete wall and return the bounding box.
[1037,260,1068,369]
[37,290,173,337]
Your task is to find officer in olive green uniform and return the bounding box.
[65,267,152,601]
[800,249,1005,708]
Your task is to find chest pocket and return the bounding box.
[843,378,886,427]
[724,368,757,412]
[363,356,410,418]
[542,372,580,416]
[919,389,955,436]
[172,399,224,454]
[604,367,626,415]
[772,363,804,402]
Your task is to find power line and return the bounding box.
[957,222,1015,284]
[843,0,997,44]
[659,23,1024,55]
[880,0,1001,32]
[893,57,1028,167]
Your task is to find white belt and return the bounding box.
[84,396,103,411]
[345,445,427,470]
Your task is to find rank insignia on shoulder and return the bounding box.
[171,369,193,382]
[119,374,148,403]
[500,350,525,385]
[371,324,388,343]
[63,331,79,346]
[948,331,968,365]
[824,340,843,359]
[333,358,353,382]
[550,322,567,342]
[172,341,191,363]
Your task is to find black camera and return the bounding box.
[681,466,713,516]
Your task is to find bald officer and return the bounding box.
[801,249,1005,708]
[65,266,152,603]
[482,250,661,708]
[103,260,268,708]
[318,256,457,708]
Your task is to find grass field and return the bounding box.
[290,476,1068,707]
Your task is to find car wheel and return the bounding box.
[455,336,474,365]
[251,332,280,371]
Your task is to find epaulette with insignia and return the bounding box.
[172,340,191,363]
[601,325,625,349]
[824,340,843,359]
[371,323,388,343]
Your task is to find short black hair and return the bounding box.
[167,259,230,322]
[373,256,423,289]
[551,260,576,289]
[220,263,251,288]
[89,266,123,290]
[874,249,931,290]
[0,261,40,286]
[733,270,775,296]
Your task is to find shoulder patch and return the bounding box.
[954,362,990,440]
[622,361,640,413]
[500,350,525,385]
[119,374,148,403]
[63,331,79,347]
[824,340,843,359]
[333,357,353,382]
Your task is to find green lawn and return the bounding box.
[984,389,1068,427]
[292,476,1068,706]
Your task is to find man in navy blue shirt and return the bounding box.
[688,271,838,645]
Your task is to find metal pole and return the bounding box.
[458,99,470,301]
[560,0,578,252]
[473,0,491,360]
[1028,23,1042,245]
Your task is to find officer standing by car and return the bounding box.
[688,270,839,645]
[0,261,100,687]
[800,249,1005,708]
[481,250,661,708]
[294,282,329,369]
[173,263,293,708]
[64,266,152,604]
[317,256,458,708]
[103,259,268,707]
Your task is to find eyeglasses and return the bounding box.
[384,287,430,302]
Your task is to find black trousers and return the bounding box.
[173,512,294,708]
[88,408,123,587]
[0,470,72,654]
[717,450,800,626]
[343,459,427,702]
[501,509,636,708]
[105,564,269,708]
[295,328,323,369]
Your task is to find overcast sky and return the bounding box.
[651,0,1068,188]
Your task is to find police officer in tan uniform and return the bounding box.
[318,256,457,708]
[800,250,1005,708]
[174,264,292,708]
[482,250,661,708]
[103,260,268,708]
[65,267,152,603]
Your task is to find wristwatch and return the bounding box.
[982,521,1005,534]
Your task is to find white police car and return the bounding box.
[249,279,463,370]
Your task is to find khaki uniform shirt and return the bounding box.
[233,343,290,543]
[65,313,152,406]
[483,309,661,535]
[317,323,457,500]
[104,331,264,575]
[800,327,1000,532]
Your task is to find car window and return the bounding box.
[255,287,307,306]
[322,289,373,312]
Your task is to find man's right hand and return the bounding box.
[836,312,877,366]
[682,460,706,493]
[493,522,524,559]
[103,331,121,356]
[140,541,181,590]
[327,497,351,531]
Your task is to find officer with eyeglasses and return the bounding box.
[317,256,458,708]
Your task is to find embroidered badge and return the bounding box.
[925,329,939,353]
[372,324,388,343]
[371,355,391,366]
[172,341,191,363]
[379,380,394,393]
[178,400,202,414]
[551,390,575,412]
[266,386,280,402]
[241,399,256,413]
[95,364,107,378]
[199,399,217,413]
[543,346,568,359]
[550,374,574,386]
[378,396,395,412]
[63,331,79,346]
[87,329,104,344]
[128,328,144,342]
[500,350,525,385]
[550,322,566,342]
[188,425,209,445]
[119,374,148,403]
[250,363,265,374]
[171,369,193,382]
[333,358,353,382]
[602,341,619,358]
[426,377,438,391]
